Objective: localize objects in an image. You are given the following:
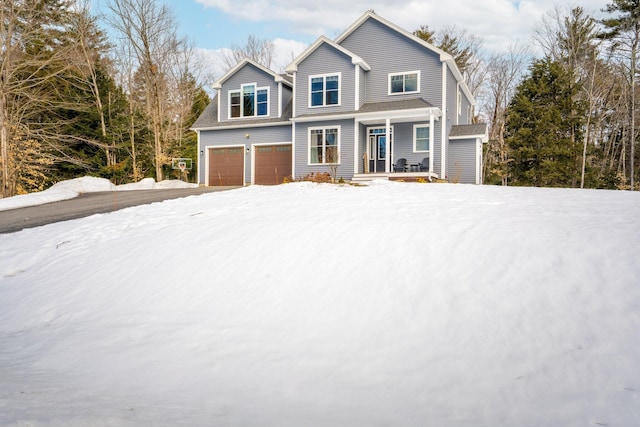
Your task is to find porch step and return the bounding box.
[351,172,439,183]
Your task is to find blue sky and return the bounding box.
[95,0,609,77]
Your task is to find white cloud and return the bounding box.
[196,0,608,54]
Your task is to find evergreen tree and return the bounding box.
[505,59,585,187]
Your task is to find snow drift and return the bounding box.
[0,181,639,426]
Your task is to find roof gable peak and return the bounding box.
[285,36,371,74]
[212,58,291,90]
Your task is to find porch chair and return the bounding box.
[393,158,407,172]
[419,157,429,172]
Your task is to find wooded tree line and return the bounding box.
[1,1,638,197]
[475,1,638,189]
[1,0,210,197]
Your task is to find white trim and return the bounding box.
[456,83,462,121]
[292,72,296,118]
[429,115,435,176]
[278,82,282,118]
[307,125,341,166]
[354,64,360,111]
[194,121,291,132]
[292,121,296,178]
[354,121,359,176]
[441,62,447,179]
[217,94,221,123]
[308,72,342,109]
[388,70,421,96]
[385,119,391,173]
[365,125,394,173]
[291,106,442,123]
[205,144,246,187]
[250,142,292,185]
[196,130,202,184]
[449,133,488,140]
[413,124,430,153]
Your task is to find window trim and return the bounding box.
[388,70,420,95]
[308,72,341,108]
[228,83,270,119]
[308,125,341,165]
[413,124,430,153]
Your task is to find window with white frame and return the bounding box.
[389,71,420,94]
[414,125,430,152]
[310,73,340,107]
[309,126,340,164]
[229,83,269,118]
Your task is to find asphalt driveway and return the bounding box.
[0,187,237,234]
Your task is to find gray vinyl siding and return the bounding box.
[449,139,478,184]
[198,125,291,184]
[358,65,367,109]
[460,92,472,124]
[446,67,457,129]
[219,63,282,124]
[295,44,356,116]
[391,122,439,168]
[339,18,443,107]
[294,119,354,180]
[281,84,293,117]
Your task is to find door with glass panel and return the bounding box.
[367,127,392,173]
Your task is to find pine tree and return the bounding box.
[506,59,585,187]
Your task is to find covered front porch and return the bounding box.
[352,99,442,178]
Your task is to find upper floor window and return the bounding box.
[310,73,340,107]
[389,71,420,95]
[229,83,269,118]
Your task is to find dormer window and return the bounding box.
[229,83,269,118]
[389,71,420,94]
[309,73,340,107]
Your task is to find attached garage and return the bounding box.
[208,146,245,186]
[253,144,292,185]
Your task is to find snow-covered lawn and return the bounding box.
[1,181,639,426]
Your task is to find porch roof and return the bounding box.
[292,97,442,124]
[449,123,489,141]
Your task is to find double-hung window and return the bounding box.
[229,83,269,118]
[389,71,420,94]
[310,73,340,107]
[309,126,340,164]
[414,125,430,152]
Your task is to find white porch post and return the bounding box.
[429,114,435,178]
[385,118,391,173]
[354,120,360,176]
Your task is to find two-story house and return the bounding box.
[192,11,487,186]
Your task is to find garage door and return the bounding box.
[208,147,244,186]
[254,144,292,185]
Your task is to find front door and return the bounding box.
[367,127,393,173]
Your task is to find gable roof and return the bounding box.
[212,58,292,90]
[190,95,293,130]
[285,36,371,74]
[335,11,475,105]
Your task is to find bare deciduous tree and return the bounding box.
[105,0,186,182]
[222,35,275,70]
